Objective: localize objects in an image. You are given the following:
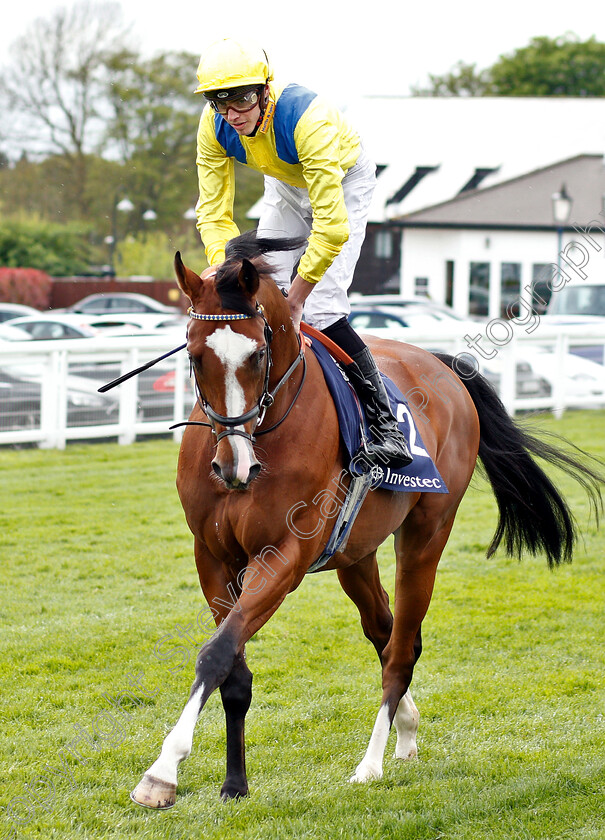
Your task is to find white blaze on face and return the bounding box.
[206,325,258,479]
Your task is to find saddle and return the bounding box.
[301,325,447,494]
[300,324,448,573]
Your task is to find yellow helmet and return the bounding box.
[194,38,273,95]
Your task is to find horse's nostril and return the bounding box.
[212,458,261,489]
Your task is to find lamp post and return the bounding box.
[551,184,573,279]
[105,196,136,277]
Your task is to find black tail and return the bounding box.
[434,353,604,567]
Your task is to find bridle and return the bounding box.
[174,302,306,443]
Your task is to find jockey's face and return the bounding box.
[222,102,261,136]
[220,84,267,136]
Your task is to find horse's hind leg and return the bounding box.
[338,554,420,778]
[393,686,420,760]
[337,553,393,658]
[351,508,455,782]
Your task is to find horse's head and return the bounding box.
[175,232,304,491]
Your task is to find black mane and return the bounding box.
[215,231,306,316]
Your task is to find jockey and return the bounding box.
[193,37,412,469]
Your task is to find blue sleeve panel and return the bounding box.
[273,84,318,164]
[214,113,247,164]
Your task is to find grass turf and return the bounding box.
[1,410,604,839]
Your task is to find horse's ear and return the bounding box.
[174,251,201,302]
[237,258,260,298]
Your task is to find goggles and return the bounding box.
[204,87,262,115]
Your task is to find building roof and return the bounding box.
[401,154,605,228]
[342,97,605,223]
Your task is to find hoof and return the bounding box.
[394,743,418,760]
[349,763,383,783]
[220,781,249,801]
[130,774,177,809]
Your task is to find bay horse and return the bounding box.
[131,232,602,808]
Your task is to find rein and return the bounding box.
[171,303,306,442]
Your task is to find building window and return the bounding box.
[469,262,490,316]
[415,277,429,297]
[531,264,554,313]
[500,262,521,318]
[374,230,393,259]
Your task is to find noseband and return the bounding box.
[178,303,306,443]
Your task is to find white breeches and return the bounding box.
[256,150,376,330]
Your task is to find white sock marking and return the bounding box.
[144,682,205,786]
[350,702,391,783]
[394,690,419,759]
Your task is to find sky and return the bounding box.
[2,0,605,104]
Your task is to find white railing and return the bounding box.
[417,322,605,417]
[1,325,604,449]
[0,334,194,449]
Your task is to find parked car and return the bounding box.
[546,281,605,319]
[541,280,605,364]
[64,292,181,316]
[518,346,605,404]
[0,369,41,430]
[8,314,100,340]
[347,306,552,400]
[0,303,39,323]
[84,313,188,333]
[349,295,480,321]
[0,323,34,341]
[146,365,195,419]
[347,304,483,337]
[54,293,185,333]
[68,359,194,421]
[0,367,120,431]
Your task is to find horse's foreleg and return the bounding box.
[219,652,253,800]
[131,539,305,807]
[130,621,240,808]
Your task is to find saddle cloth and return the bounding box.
[309,338,448,494]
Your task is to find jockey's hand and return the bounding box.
[287,274,315,333]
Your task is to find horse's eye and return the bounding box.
[250,347,265,367]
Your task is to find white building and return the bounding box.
[342,97,605,318]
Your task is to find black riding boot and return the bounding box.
[345,347,413,469]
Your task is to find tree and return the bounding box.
[411,61,490,96]
[103,52,264,242]
[0,218,93,275]
[104,51,202,233]
[489,35,605,97]
[0,1,134,215]
[413,34,605,97]
[0,13,265,277]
